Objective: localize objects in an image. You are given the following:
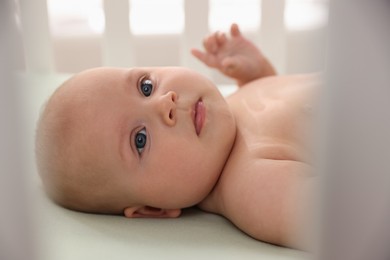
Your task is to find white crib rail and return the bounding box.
[19,0,54,73]
[181,0,210,76]
[102,0,135,67]
[18,0,294,75]
[261,0,286,74]
[102,0,211,74]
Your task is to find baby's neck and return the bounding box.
[197,122,238,214]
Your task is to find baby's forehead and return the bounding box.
[57,69,121,99]
[53,66,169,116]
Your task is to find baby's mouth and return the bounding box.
[193,98,206,136]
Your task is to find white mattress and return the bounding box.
[20,73,308,260]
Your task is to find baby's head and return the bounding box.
[36,67,236,217]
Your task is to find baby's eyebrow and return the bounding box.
[123,68,147,96]
[124,69,135,86]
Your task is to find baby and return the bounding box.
[36,24,318,249]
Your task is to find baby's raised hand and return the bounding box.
[191,24,275,86]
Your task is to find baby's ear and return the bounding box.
[123,206,181,218]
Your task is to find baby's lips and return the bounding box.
[194,99,206,136]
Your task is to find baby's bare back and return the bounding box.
[199,74,319,249]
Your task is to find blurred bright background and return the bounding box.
[46,0,328,36]
[4,1,390,260]
[16,0,329,83]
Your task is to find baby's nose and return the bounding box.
[157,91,177,126]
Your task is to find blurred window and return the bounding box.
[209,0,261,32]
[285,0,328,31]
[130,0,184,35]
[47,0,104,36]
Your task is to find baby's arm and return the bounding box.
[191,24,276,86]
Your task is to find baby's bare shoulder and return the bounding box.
[219,153,310,202]
[226,73,321,107]
[216,157,312,245]
[237,72,319,90]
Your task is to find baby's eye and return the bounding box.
[140,79,153,97]
[135,128,147,155]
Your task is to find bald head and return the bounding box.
[35,66,234,215]
[35,71,130,214]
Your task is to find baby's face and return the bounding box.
[67,67,236,212]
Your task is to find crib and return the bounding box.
[3,0,390,259]
[18,0,328,77]
[12,0,331,259]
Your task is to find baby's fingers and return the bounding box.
[221,56,240,76]
[230,23,241,38]
[202,32,220,54]
[216,32,227,46]
[191,48,217,68]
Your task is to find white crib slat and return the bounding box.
[102,0,135,68]
[19,0,54,73]
[260,0,286,74]
[181,0,210,77]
